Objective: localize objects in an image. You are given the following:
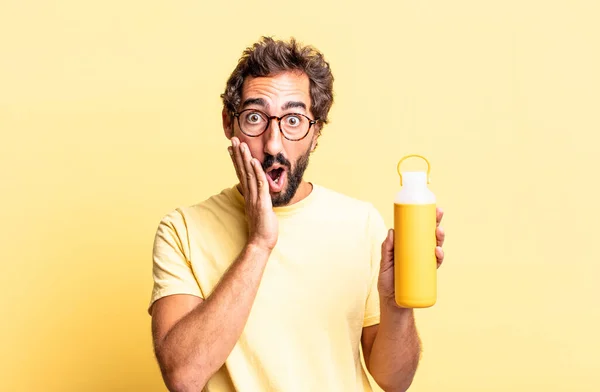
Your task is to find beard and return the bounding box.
[262,145,311,207]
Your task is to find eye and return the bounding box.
[285,115,302,127]
[244,112,265,124]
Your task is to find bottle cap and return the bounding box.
[397,154,431,186]
[401,171,428,187]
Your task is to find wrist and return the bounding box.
[245,241,274,256]
[380,296,414,317]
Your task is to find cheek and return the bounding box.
[241,138,266,160]
[288,143,311,164]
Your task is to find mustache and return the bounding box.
[262,153,291,171]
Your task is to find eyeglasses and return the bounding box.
[233,109,318,141]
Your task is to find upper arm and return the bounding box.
[361,324,379,371]
[149,209,204,312]
[151,294,203,349]
[149,210,205,348]
[362,204,387,363]
[362,205,387,371]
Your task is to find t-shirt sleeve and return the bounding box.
[148,209,203,315]
[363,204,389,327]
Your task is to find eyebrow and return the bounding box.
[282,101,306,111]
[241,98,307,112]
[241,98,267,109]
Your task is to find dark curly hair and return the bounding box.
[221,36,334,128]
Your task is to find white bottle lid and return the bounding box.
[401,171,428,188]
[395,155,436,204]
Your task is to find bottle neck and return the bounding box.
[396,171,435,204]
[402,172,428,189]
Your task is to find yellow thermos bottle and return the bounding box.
[394,155,437,308]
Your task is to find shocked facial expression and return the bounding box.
[224,71,320,206]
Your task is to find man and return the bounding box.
[148,36,446,392]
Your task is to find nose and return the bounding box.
[263,118,284,157]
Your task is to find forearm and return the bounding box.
[368,301,421,392]
[157,243,271,391]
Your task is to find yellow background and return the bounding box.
[2,0,599,391]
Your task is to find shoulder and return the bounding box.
[155,186,242,232]
[314,184,372,209]
[315,184,379,209]
[313,184,384,225]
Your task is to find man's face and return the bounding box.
[224,71,319,207]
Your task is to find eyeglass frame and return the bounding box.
[233,108,319,142]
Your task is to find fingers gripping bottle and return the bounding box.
[394,155,437,308]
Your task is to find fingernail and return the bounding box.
[228,147,232,156]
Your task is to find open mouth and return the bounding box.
[267,168,284,184]
[266,166,287,192]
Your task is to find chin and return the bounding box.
[271,185,295,207]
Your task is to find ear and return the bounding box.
[310,123,322,152]
[222,108,233,139]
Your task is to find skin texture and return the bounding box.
[362,209,445,392]
[150,70,446,392]
[222,71,320,208]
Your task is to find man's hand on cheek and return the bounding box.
[228,137,279,251]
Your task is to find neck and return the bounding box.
[286,180,313,206]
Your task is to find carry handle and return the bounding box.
[397,154,431,186]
